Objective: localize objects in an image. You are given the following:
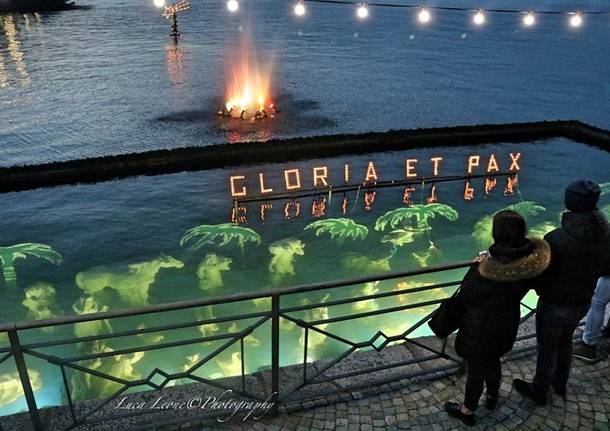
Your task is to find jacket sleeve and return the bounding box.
[456,264,494,301]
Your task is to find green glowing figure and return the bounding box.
[196,306,220,338]
[394,280,450,313]
[268,238,305,284]
[352,281,380,312]
[600,182,610,196]
[22,282,59,333]
[298,294,330,357]
[602,204,610,220]
[473,201,547,247]
[75,254,184,307]
[136,323,165,344]
[71,341,144,400]
[72,295,113,339]
[341,252,391,275]
[530,221,558,238]
[216,352,245,377]
[304,218,368,244]
[0,243,62,289]
[412,241,440,268]
[381,227,427,248]
[180,223,261,253]
[196,254,232,291]
[506,201,546,218]
[0,370,42,407]
[375,204,458,232]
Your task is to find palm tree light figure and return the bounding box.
[0,243,62,289]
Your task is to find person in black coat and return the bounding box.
[513,179,610,405]
[445,210,551,426]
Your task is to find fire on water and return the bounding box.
[217,35,279,120]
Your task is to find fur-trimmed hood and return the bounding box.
[478,238,551,282]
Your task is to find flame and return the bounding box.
[224,35,273,118]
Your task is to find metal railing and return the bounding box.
[0,260,541,431]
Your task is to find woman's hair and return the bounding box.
[492,210,527,247]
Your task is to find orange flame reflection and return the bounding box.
[224,35,273,118]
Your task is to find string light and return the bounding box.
[473,9,485,26]
[356,3,369,20]
[418,7,431,24]
[227,0,239,13]
[570,13,583,28]
[523,11,536,27]
[153,0,166,8]
[294,1,306,16]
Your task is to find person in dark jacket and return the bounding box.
[513,179,610,405]
[445,210,551,426]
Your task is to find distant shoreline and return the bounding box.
[0,0,86,12]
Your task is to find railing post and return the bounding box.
[270,294,280,415]
[7,328,44,431]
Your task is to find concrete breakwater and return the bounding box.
[1,120,609,194]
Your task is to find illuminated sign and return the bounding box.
[227,152,522,223]
[229,153,521,198]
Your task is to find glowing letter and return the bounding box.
[284,200,301,220]
[464,181,475,201]
[259,203,272,224]
[426,184,438,204]
[230,175,247,197]
[403,186,416,206]
[485,178,497,196]
[341,194,349,214]
[487,154,499,173]
[364,191,376,211]
[467,155,480,175]
[406,159,418,178]
[504,175,518,196]
[231,206,247,224]
[259,173,273,194]
[311,197,327,218]
[344,164,350,184]
[284,169,302,191]
[313,166,329,187]
[364,161,378,184]
[509,153,521,171]
[430,157,443,176]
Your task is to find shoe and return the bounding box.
[444,402,475,427]
[485,395,499,410]
[573,343,600,363]
[551,385,566,398]
[513,379,547,406]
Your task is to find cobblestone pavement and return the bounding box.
[221,350,610,431]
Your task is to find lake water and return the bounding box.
[1,0,610,419]
[0,0,609,165]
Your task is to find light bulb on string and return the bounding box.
[473,9,485,26]
[294,1,306,16]
[227,0,239,13]
[523,11,536,26]
[356,3,369,20]
[570,13,583,28]
[418,7,431,24]
[153,0,166,8]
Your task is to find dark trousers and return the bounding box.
[532,301,590,395]
[463,355,501,411]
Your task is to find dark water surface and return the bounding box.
[0,0,609,165]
